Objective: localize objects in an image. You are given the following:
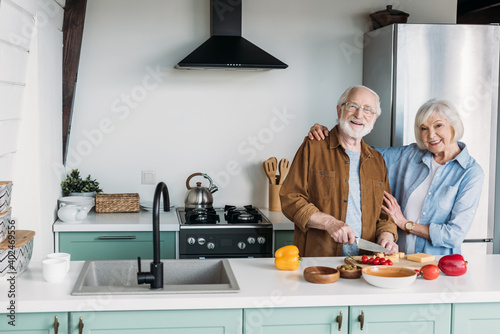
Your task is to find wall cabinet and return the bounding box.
[58,231,176,261]
[70,309,241,334]
[452,302,500,334]
[0,312,67,333]
[274,230,294,252]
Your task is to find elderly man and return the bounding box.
[280,85,398,257]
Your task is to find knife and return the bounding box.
[355,237,389,253]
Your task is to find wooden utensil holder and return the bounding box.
[269,184,282,212]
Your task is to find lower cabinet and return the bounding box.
[350,304,451,334]
[58,231,176,260]
[0,312,67,333]
[244,306,347,334]
[71,309,241,334]
[274,230,294,252]
[452,303,500,334]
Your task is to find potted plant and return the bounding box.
[61,169,103,196]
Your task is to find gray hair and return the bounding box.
[414,99,464,150]
[337,85,382,116]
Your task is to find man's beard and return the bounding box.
[338,115,374,139]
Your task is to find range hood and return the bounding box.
[175,0,288,70]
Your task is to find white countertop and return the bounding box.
[2,255,500,313]
[53,208,295,232]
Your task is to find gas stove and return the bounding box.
[177,205,273,259]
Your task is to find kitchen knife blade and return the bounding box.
[355,237,389,253]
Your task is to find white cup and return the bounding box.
[46,253,71,272]
[42,258,67,282]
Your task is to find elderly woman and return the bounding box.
[308,99,484,255]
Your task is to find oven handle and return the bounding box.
[97,236,137,240]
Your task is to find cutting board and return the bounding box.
[344,256,438,271]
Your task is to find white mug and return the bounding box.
[57,203,89,222]
[42,258,67,283]
[46,253,71,272]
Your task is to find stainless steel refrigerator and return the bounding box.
[362,24,499,255]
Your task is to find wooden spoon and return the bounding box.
[277,158,290,185]
[263,157,278,184]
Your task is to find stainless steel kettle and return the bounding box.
[184,173,218,209]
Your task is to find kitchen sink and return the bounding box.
[71,259,239,295]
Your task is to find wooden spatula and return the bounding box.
[263,157,278,184]
[277,158,290,185]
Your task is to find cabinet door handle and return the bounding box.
[54,315,59,334]
[98,236,136,240]
[336,311,343,331]
[79,317,84,334]
[358,310,365,330]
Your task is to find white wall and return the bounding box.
[68,0,456,208]
[1,0,64,263]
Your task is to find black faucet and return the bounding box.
[137,182,170,289]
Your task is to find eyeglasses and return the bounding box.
[341,102,376,117]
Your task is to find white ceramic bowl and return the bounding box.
[362,266,417,289]
[0,230,35,278]
[0,208,11,243]
[58,196,95,212]
[0,181,12,213]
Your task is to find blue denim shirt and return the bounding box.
[376,142,484,255]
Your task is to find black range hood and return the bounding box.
[175,0,288,70]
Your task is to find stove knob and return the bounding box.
[207,242,215,250]
[187,237,196,245]
[257,236,266,244]
[247,237,256,244]
[197,237,206,245]
[237,242,246,250]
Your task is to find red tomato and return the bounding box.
[414,269,420,275]
[386,260,393,266]
[362,257,368,264]
[368,258,375,264]
[379,258,387,265]
[362,255,368,261]
[373,258,380,265]
[420,264,440,280]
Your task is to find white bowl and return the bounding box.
[58,196,95,212]
[0,181,12,213]
[0,230,35,277]
[362,266,417,289]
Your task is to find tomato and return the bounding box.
[414,269,420,275]
[379,258,387,265]
[386,260,393,266]
[368,258,375,264]
[438,254,467,276]
[420,264,440,280]
[373,258,380,265]
[362,255,369,264]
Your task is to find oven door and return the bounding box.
[179,227,273,259]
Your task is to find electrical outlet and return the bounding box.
[141,170,156,185]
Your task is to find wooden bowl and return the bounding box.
[337,265,362,279]
[303,266,340,284]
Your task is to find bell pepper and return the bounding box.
[274,245,301,271]
[438,254,468,276]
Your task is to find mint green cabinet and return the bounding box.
[452,303,500,334]
[350,304,451,334]
[59,231,176,261]
[244,307,347,334]
[70,309,241,334]
[0,312,67,333]
[274,230,294,252]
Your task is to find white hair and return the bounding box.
[414,99,464,150]
[337,85,381,116]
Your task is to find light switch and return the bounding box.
[141,170,156,184]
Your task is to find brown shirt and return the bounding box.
[280,125,397,257]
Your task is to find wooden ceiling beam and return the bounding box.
[62,0,87,164]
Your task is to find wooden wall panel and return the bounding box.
[0,43,29,84]
[0,85,24,120]
[0,0,34,51]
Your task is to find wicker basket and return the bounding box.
[95,193,140,213]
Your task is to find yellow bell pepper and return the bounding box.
[274,245,301,271]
